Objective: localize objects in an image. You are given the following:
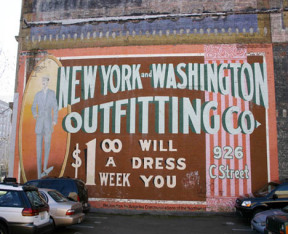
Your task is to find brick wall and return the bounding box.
[273,44,288,181]
[18,0,288,186]
[22,0,264,21]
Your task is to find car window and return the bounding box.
[275,185,288,198]
[0,190,22,207]
[58,181,75,196]
[48,191,69,202]
[26,190,46,208]
[255,183,278,197]
[39,191,49,203]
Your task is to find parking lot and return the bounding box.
[54,212,256,234]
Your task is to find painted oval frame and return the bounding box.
[19,55,71,182]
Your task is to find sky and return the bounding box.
[0,0,22,103]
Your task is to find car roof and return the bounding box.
[0,184,23,191]
[0,184,40,192]
[0,183,38,191]
[28,177,85,183]
[31,177,75,180]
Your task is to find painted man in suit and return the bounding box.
[32,76,58,178]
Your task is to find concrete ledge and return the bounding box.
[90,207,236,217]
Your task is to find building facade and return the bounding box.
[11,0,288,212]
[0,100,12,178]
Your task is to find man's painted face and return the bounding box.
[42,77,49,88]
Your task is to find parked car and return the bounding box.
[251,207,287,233]
[265,213,288,234]
[25,177,90,213]
[39,188,85,227]
[0,179,54,234]
[235,181,288,218]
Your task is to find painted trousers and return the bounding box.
[36,132,51,179]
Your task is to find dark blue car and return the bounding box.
[235,182,288,218]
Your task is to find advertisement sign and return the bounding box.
[16,44,278,211]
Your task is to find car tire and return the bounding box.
[51,217,56,230]
[0,223,8,234]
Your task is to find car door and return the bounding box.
[0,190,24,223]
[266,185,288,209]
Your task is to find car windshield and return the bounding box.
[254,183,278,197]
[26,190,46,208]
[48,191,69,202]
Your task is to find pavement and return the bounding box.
[54,211,256,234]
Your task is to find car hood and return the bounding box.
[239,194,254,199]
[238,191,267,200]
[236,194,255,204]
[253,209,285,223]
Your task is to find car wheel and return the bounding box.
[0,223,8,234]
[51,217,56,230]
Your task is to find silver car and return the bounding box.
[39,188,85,227]
[0,183,53,234]
[251,207,287,233]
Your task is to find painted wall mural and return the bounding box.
[16,44,278,211]
[19,56,70,182]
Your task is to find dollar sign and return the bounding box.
[72,143,82,178]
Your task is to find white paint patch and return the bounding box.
[182,171,200,188]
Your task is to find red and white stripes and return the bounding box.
[204,45,252,201]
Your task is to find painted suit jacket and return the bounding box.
[31,89,58,135]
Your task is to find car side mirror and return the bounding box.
[272,194,278,200]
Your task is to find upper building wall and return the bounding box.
[21,13,271,51]
[19,0,288,51]
[23,0,288,22]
